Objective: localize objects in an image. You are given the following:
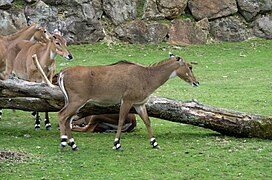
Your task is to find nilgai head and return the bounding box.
[170,52,199,87]
[51,30,73,60]
[33,26,51,43]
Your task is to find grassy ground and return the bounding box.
[1,39,272,179]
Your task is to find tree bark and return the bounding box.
[1,78,272,139]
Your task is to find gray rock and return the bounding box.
[210,16,250,42]
[237,0,272,22]
[115,20,147,44]
[168,18,209,45]
[64,1,104,43]
[103,0,138,25]
[188,0,238,20]
[253,15,272,38]
[196,17,210,31]
[142,0,165,20]
[157,0,188,19]
[24,0,58,26]
[0,0,13,10]
[24,0,105,43]
[42,0,63,5]
[146,22,169,43]
[115,20,168,44]
[0,9,26,35]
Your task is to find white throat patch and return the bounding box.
[169,71,177,78]
[50,51,57,59]
[30,36,37,43]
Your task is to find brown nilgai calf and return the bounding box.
[57,53,199,150]
[72,114,136,133]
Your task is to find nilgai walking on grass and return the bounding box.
[57,53,199,150]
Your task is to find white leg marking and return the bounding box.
[61,141,67,146]
[68,138,75,143]
[61,135,68,139]
[0,109,2,119]
[61,135,68,147]
[115,144,121,149]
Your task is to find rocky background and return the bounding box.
[0,0,272,45]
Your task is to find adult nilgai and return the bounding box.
[33,54,136,133]
[0,22,50,119]
[5,31,73,130]
[57,53,199,150]
[0,23,48,78]
[2,26,50,80]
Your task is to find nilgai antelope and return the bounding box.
[12,31,73,130]
[72,114,137,133]
[0,24,50,119]
[2,26,50,80]
[57,53,199,151]
[35,62,136,133]
[0,23,49,78]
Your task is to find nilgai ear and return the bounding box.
[176,56,184,61]
[35,25,42,30]
[169,52,175,58]
[49,35,56,42]
[176,56,184,65]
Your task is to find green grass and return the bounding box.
[1,39,272,179]
[11,0,27,9]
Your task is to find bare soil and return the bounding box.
[0,151,26,161]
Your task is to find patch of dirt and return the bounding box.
[0,151,30,171]
[0,151,27,161]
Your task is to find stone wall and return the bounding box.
[0,0,272,44]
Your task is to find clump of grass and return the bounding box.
[136,0,145,18]
[11,0,27,9]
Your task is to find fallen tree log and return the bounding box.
[1,78,272,139]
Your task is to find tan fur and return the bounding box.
[0,24,49,79]
[10,33,72,129]
[34,62,135,133]
[2,27,50,80]
[58,56,199,150]
[32,54,54,87]
[12,33,72,82]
